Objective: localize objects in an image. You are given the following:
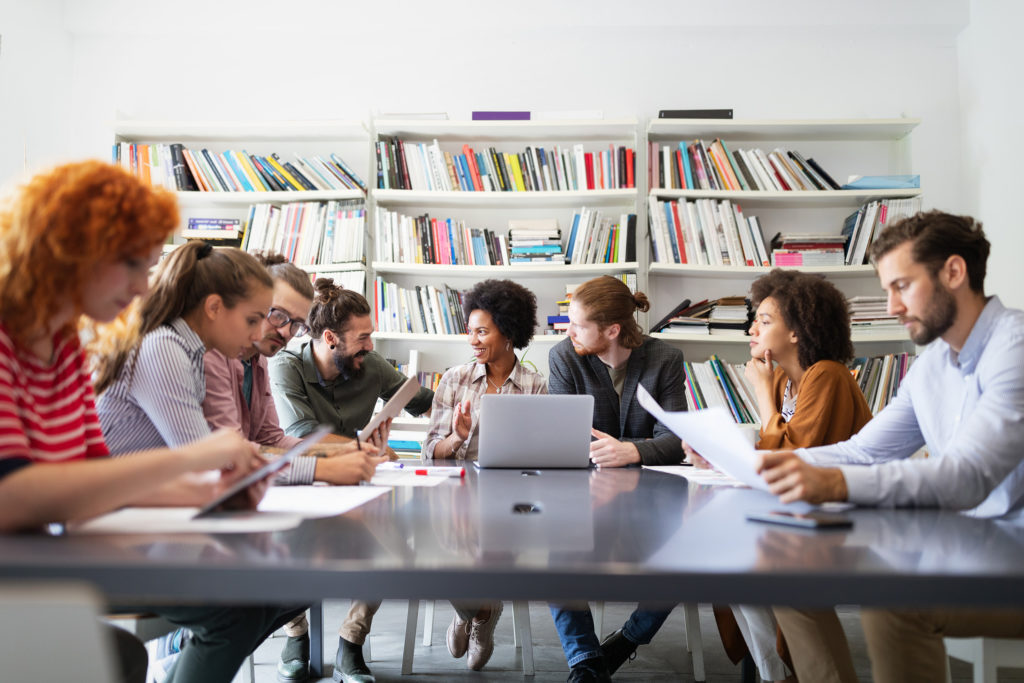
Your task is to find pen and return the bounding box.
[414,467,466,478]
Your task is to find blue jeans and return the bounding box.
[549,603,673,667]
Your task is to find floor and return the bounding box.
[239,601,1024,682]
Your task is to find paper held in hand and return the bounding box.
[362,376,421,436]
[635,385,769,492]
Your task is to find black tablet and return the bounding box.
[193,424,332,518]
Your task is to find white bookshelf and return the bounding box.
[372,262,638,278]
[374,188,637,209]
[643,117,921,363]
[174,189,364,208]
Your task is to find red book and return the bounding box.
[584,152,595,190]
[462,144,483,191]
[767,157,792,191]
[397,139,412,190]
[626,148,635,188]
[674,149,685,189]
[670,201,688,264]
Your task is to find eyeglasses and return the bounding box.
[267,307,310,337]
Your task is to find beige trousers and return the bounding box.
[280,600,382,645]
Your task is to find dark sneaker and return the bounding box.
[599,628,639,674]
[277,633,310,682]
[567,656,613,683]
[333,637,375,683]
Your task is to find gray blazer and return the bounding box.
[548,336,686,465]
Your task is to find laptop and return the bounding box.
[475,394,594,469]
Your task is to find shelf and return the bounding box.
[646,118,920,142]
[297,262,365,273]
[648,188,920,208]
[372,262,637,278]
[112,120,369,143]
[372,332,566,343]
[372,118,638,142]
[651,330,911,344]
[174,189,365,208]
[648,264,877,279]
[373,189,637,209]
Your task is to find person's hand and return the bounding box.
[210,451,274,510]
[757,450,848,504]
[363,417,394,458]
[681,440,714,469]
[745,348,775,393]
[183,428,260,474]
[589,428,641,468]
[452,400,472,442]
[314,450,387,485]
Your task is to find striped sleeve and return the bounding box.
[0,338,31,460]
[127,332,211,447]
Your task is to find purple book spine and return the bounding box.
[471,111,531,121]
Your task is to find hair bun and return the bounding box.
[633,291,651,313]
[314,277,339,302]
[253,250,288,268]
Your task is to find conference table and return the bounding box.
[3,463,1024,675]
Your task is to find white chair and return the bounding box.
[593,601,705,682]
[945,636,1024,683]
[401,599,534,675]
[0,581,120,683]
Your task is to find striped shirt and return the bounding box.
[422,360,548,461]
[0,323,108,471]
[97,318,210,455]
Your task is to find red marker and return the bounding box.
[414,467,465,478]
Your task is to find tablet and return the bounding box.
[746,510,853,529]
[361,376,421,437]
[193,424,332,518]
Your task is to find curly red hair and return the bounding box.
[0,160,178,346]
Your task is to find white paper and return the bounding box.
[636,385,769,491]
[72,508,303,535]
[257,485,390,518]
[370,470,451,487]
[644,465,748,488]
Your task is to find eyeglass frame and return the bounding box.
[266,307,310,338]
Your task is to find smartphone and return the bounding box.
[746,510,853,529]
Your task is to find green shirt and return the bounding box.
[268,340,434,439]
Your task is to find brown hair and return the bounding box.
[750,269,854,369]
[94,241,273,393]
[869,210,990,293]
[252,251,315,299]
[0,160,177,346]
[572,275,650,349]
[307,278,371,338]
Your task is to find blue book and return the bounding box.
[223,151,255,192]
[679,142,694,189]
[446,219,457,264]
[664,203,681,263]
[458,155,475,191]
[548,315,570,324]
[565,211,581,263]
[511,245,562,254]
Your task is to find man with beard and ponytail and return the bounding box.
[269,277,433,683]
[545,275,686,683]
[756,210,1024,683]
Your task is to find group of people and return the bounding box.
[0,159,1021,683]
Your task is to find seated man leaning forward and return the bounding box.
[756,210,1024,683]
[268,278,433,683]
[547,275,686,683]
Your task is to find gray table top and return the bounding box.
[2,464,1023,608]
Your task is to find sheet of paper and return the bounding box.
[370,470,451,487]
[644,465,748,488]
[257,485,390,517]
[636,385,769,492]
[72,508,303,535]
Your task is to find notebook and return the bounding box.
[475,394,594,469]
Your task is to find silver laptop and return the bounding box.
[475,394,594,469]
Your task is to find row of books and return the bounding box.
[508,221,565,264]
[113,143,366,193]
[241,200,365,266]
[651,297,750,335]
[648,197,769,266]
[544,275,637,334]
[841,197,923,265]
[771,234,848,267]
[373,277,468,335]
[309,269,366,295]
[375,137,636,192]
[648,139,840,192]
[684,351,915,424]
[374,207,512,266]
[566,211,637,264]
[848,296,902,334]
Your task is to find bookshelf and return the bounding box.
[368,117,642,378]
[643,117,922,364]
[112,119,371,293]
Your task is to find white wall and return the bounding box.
[958,0,1024,309]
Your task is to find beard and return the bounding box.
[904,285,957,345]
[333,347,369,378]
[571,335,610,357]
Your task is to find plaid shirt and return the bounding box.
[422,360,548,461]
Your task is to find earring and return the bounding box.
[330,344,336,350]
[506,341,511,350]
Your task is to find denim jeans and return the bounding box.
[549,603,673,667]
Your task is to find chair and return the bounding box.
[593,601,706,682]
[0,581,120,682]
[401,599,535,675]
[945,636,1024,683]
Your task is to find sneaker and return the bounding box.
[566,656,613,683]
[277,633,310,682]
[446,614,471,659]
[152,628,188,659]
[332,637,375,683]
[149,653,180,683]
[466,602,503,671]
[599,628,638,674]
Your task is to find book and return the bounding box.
[658,109,733,119]
[471,111,530,120]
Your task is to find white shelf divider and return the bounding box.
[372,262,637,278]
[648,263,877,279]
[647,118,920,142]
[373,188,637,208]
[174,189,365,208]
